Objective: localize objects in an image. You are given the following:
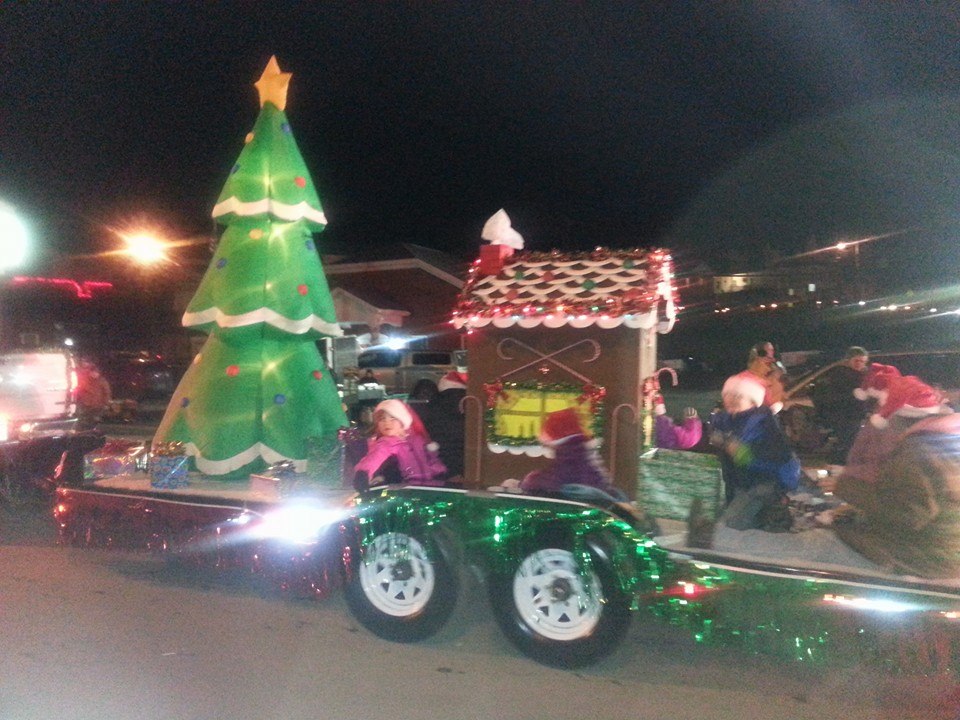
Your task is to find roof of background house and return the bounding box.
[322,243,467,348]
[322,242,467,285]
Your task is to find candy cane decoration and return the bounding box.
[642,367,679,449]
[496,337,601,384]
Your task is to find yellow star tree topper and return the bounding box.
[254,55,292,110]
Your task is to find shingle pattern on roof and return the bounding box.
[452,247,676,330]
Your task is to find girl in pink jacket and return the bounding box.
[352,399,447,491]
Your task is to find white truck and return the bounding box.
[356,348,464,396]
[0,349,104,505]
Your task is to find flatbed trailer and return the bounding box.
[53,473,960,671]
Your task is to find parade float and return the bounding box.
[52,59,960,674]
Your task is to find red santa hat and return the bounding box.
[721,372,767,409]
[869,375,946,428]
[538,407,586,445]
[438,371,468,392]
[853,362,901,401]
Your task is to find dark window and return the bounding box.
[411,352,451,366]
[358,350,401,368]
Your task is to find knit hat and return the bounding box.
[869,375,946,428]
[853,362,901,401]
[538,407,586,445]
[721,372,767,409]
[438,370,468,392]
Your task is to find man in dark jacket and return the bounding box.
[812,346,869,463]
[419,371,467,478]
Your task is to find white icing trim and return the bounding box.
[183,306,343,337]
[487,443,549,457]
[453,309,660,330]
[596,315,622,330]
[185,441,307,475]
[212,197,327,225]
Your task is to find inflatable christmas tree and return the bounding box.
[154,56,347,477]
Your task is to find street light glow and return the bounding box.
[0,202,30,272]
[121,232,170,265]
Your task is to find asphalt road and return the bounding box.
[1,501,956,720]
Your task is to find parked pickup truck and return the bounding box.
[356,348,464,395]
[0,349,104,505]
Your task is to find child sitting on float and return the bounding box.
[710,373,801,531]
[352,399,447,491]
[653,394,703,450]
[520,407,627,502]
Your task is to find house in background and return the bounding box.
[322,243,466,352]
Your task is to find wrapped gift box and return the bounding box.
[85,441,148,480]
[637,448,724,521]
[149,455,190,489]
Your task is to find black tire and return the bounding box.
[488,538,632,668]
[344,527,458,642]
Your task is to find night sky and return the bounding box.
[4,2,960,279]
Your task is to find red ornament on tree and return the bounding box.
[226,365,240,377]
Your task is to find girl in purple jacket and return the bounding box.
[352,399,447,491]
[521,407,626,501]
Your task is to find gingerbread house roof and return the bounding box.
[452,247,677,331]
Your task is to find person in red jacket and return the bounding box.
[75,360,112,429]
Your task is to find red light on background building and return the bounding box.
[9,276,114,300]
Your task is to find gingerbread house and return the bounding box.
[452,244,677,495]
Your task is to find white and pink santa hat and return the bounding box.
[374,399,439,449]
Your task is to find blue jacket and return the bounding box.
[711,406,801,497]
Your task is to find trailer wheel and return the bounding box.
[488,541,631,668]
[344,529,458,642]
